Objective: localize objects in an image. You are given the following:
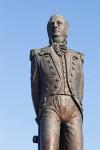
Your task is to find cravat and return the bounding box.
[52,43,67,56]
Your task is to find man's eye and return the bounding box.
[57,21,62,25]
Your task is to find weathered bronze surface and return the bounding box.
[30,15,84,150]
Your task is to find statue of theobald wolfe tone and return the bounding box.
[30,15,84,150]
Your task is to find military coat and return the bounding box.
[30,46,84,118]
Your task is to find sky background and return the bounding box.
[0,0,100,150]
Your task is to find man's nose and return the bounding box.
[53,22,58,28]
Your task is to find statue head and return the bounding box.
[47,15,69,45]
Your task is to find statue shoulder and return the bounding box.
[30,48,40,61]
[67,48,84,63]
[30,46,51,61]
[38,46,51,55]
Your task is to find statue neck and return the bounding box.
[49,37,67,47]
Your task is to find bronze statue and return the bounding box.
[30,15,84,150]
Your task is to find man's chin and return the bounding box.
[52,36,61,43]
[55,32,61,36]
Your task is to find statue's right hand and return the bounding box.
[33,136,38,143]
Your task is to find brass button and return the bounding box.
[71,73,74,77]
[54,85,58,88]
[72,62,76,65]
[50,66,53,69]
[71,87,74,90]
[52,72,56,75]
[47,60,50,63]
[72,67,76,70]
[56,79,59,82]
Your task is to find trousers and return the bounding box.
[39,95,83,150]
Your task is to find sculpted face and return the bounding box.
[47,15,68,44]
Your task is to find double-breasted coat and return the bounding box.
[30,46,84,120]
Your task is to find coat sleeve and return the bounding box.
[30,50,40,119]
[79,53,84,103]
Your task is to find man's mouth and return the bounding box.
[54,30,60,32]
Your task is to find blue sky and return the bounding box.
[0,0,100,150]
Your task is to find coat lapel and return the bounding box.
[49,46,62,79]
[65,50,71,78]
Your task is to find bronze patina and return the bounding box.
[30,15,84,150]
